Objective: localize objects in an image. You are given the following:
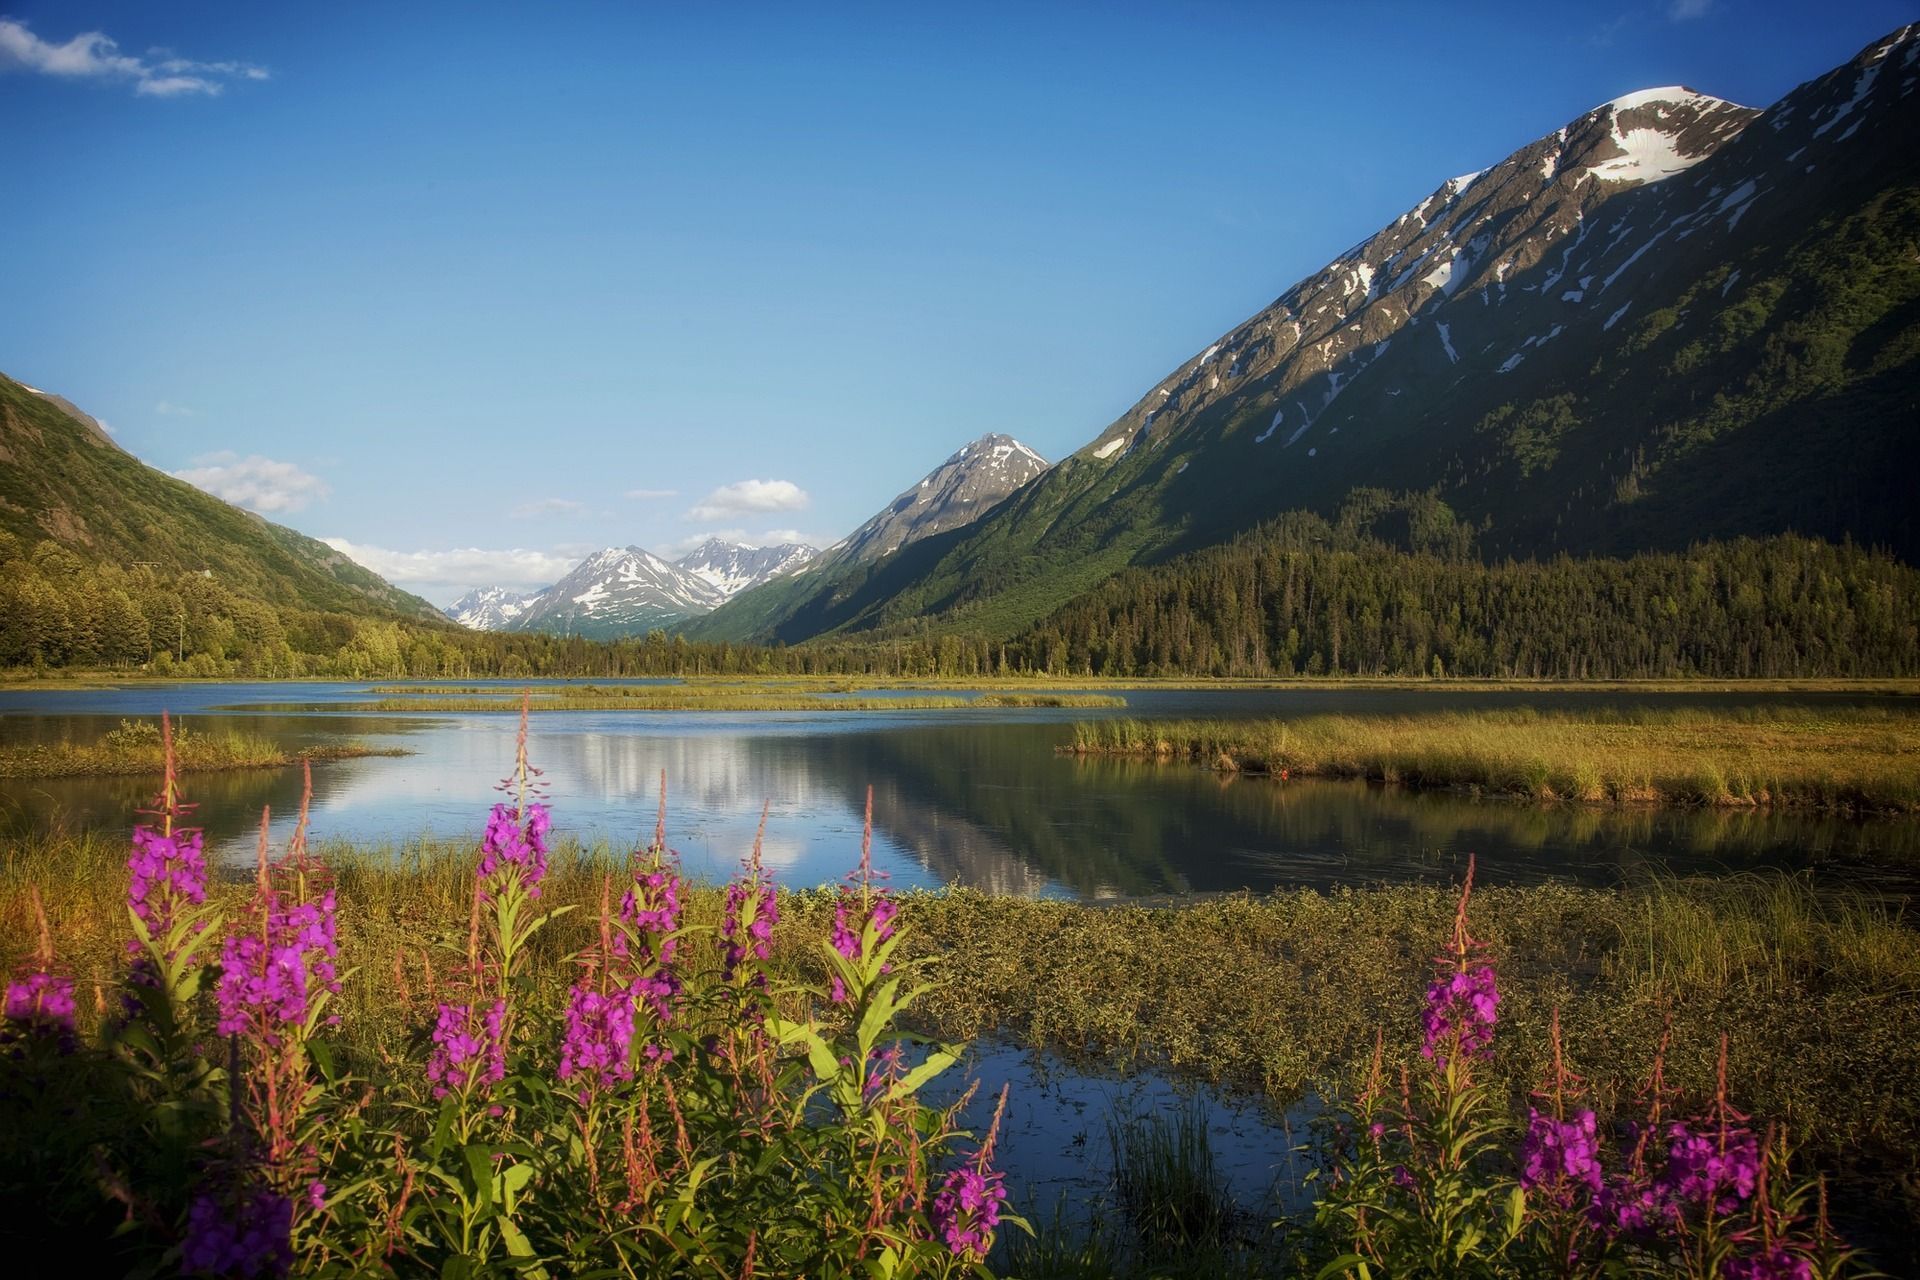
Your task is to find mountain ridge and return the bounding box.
[687,25,1920,645]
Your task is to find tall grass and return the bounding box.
[1066,706,1920,812]
[0,718,399,779]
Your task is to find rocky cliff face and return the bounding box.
[827,434,1049,565]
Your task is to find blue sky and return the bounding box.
[3,1,1912,604]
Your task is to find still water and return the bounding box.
[3,681,1915,899]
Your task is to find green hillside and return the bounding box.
[0,374,440,620]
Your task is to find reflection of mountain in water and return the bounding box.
[6,708,1917,899]
[539,727,1056,894]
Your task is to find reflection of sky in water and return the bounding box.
[3,682,1917,901]
[930,1040,1316,1231]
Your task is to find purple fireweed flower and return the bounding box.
[1725,1243,1815,1280]
[830,892,899,1003]
[182,1186,294,1278]
[1420,964,1498,1065]
[477,802,550,898]
[930,1163,1006,1261]
[831,894,898,961]
[215,891,340,1040]
[426,998,508,1098]
[3,970,77,1050]
[306,1181,326,1213]
[720,880,778,984]
[1521,1107,1604,1195]
[615,866,682,1020]
[1661,1120,1760,1215]
[127,825,208,948]
[557,982,636,1095]
[1591,1173,1668,1236]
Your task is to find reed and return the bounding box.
[0,718,401,778]
[1065,706,1920,813]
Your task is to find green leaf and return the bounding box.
[498,1215,535,1258]
[1504,1184,1526,1241]
[889,1046,958,1100]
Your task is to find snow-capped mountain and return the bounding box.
[685,24,1920,644]
[1073,85,1759,469]
[444,586,543,630]
[508,546,723,638]
[828,433,1049,565]
[674,539,819,600]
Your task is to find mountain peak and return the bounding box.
[829,433,1050,565]
[675,539,819,600]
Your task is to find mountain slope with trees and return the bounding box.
[694,26,1920,646]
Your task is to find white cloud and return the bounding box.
[321,539,578,600]
[509,497,586,518]
[1667,0,1713,19]
[153,400,197,417]
[687,478,810,521]
[172,451,329,513]
[623,487,678,500]
[0,19,266,97]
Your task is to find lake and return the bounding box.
[3,680,1916,900]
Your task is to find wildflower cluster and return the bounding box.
[128,826,210,938]
[557,982,636,1094]
[477,801,551,898]
[1519,1107,1603,1197]
[182,1186,295,1279]
[719,804,778,987]
[215,888,339,1039]
[1317,860,1876,1280]
[427,997,509,1100]
[930,1087,1010,1263]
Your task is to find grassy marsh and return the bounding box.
[325,685,1127,712]
[4,831,1916,1242]
[0,718,403,779]
[1066,706,1920,813]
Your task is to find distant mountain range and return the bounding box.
[688,25,1920,644]
[446,539,821,637]
[452,433,1050,638]
[677,433,1050,641]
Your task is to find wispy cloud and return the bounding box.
[1668,0,1714,19]
[509,497,587,518]
[153,400,197,417]
[623,487,678,500]
[0,18,267,97]
[687,478,810,522]
[321,539,577,599]
[172,452,328,513]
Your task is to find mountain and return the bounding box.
[682,433,1049,640]
[0,372,442,622]
[691,26,1920,645]
[674,538,818,601]
[506,546,722,638]
[445,585,543,630]
[448,540,820,636]
[827,434,1050,565]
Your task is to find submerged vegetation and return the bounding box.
[1066,706,1920,813]
[0,717,401,779]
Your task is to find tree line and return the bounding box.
[4,523,1916,681]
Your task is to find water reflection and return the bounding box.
[2,684,1916,901]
